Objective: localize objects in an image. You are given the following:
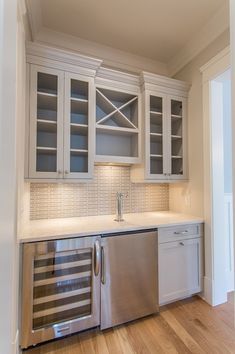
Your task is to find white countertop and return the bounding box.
[19,211,203,243]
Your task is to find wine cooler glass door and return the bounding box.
[21,236,101,349]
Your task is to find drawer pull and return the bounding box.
[179,242,185,246]
[174,230,188,235]
[56,326,70,333]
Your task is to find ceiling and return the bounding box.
[25,0,229,75]
[38,0,226,63]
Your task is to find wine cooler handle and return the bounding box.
[94,239,101,276]
[101,246,106,284]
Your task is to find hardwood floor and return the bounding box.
[25,294,235,354]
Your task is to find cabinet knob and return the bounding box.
[65,170,69,174]
[179,242,184,246]
[57,170,62,174]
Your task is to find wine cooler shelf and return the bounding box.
[33,249,92,329]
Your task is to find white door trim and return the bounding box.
[200,46,230,305]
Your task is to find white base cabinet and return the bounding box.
[158,224,203,305]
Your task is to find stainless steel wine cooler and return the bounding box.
[20,236,101,349]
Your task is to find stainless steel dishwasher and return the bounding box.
[100,229,158,329]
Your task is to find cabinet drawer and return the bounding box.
[158,223,203,244]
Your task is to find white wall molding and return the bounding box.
[12,330,19,354]
[203,276,213,305]
[26,41,103,77]
[200,46,230,81]
[224,193,234,292]
[35,27,168,76]
[96,67,140,94]
[18,0,26,20]
[97,67,139,86]
[201,48,230,306]
[140,71,190,97]
[25,0,42,40]
[168,3,229,77]
[230,0,235,309]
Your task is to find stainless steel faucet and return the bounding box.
[115,192,124,222]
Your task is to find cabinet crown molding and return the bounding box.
[95,67,140,93]
[140,72,191,95]
[96,67,139,85]
[26,41,103,77]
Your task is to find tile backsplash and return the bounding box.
[30,166,169,220]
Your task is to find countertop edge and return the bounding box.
[19,217,204,243]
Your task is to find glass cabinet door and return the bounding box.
[147,93,167,179]
[64,73,94,178]
[29,65,64,178]
[170,97,185,178]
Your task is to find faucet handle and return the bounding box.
[116,191,124,199]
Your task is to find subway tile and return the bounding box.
[30,166,169,219]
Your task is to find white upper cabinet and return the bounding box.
[25,43,190,182]
[146,92,187,180]
[28,65,95,180]
[25,42,102,181]
[131,72,190,183]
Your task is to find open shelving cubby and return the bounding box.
[95,87,139,162]
[69,79,89,173]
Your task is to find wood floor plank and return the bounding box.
[181,297,235,353]
[91,331,110,354]
[103,328,125,354]
[167,301,227,354]
[126,318,165,354]
[115,326,137,354]
[153,315,192,354]
[161,310,205,354]
[24,295,235,354]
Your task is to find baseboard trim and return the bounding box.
[203,276,213,305]
[12,330,20,354]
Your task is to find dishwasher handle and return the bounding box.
[94,239,101,276]
[101,246,106,284]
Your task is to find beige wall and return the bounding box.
[0,1,19,353]
[169,30,230,217]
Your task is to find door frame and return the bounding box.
[200,46,231,305]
